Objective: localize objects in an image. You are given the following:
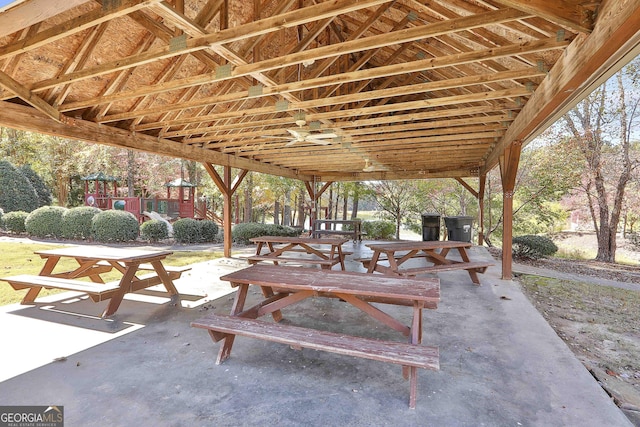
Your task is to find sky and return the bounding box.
[0,0,17,9]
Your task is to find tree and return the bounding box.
[0,160,39,213]
[482,140,579,246]
[558,62,640,262]
[0,128,38,165]
[19,164,52,207]
[41,136,85,206]
[368,180,419,239]
[263,175,297,225]
[622,174,640,235]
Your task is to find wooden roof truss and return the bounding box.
[0,0,639,182]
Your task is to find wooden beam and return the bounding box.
[231,169,248,194]
[202,163,247,257]
[160,105,511,145]
[0,70,66,123]
[218,8,530,80]
[491,0,594,33]
[222,166,232,258]
[195,122,504,145]
[149,1,307,108]
[30,0,393,91]
[499,141,522,280]
[478,173,486,246]
[455,178,478,199]
[135,87,528,132]
[485,0,640,171]
[60,37,563,113]
[0,101,311,181]
[47,22,110,107]
[97,68,545,124]
[0,0,88,38]
[204,163,227,196]
[318,168,480,181]
[0,0,163,60]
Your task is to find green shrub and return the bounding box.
[3,211,29,233]
[25,206,67,238]
[92,210,139,242]
[342,219,362,231]
[18,164,52,207]
[0,160,39,213]
[362,220,395,240]
[0,208,3,229]
[628,232,640,250]
[232,222,299,244]
[62,206,102,240]
[512,235,558,259]
[173,218,201,244]
[140,219,169,242]
[199,220,219,242]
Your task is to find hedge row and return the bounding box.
[232,222,300,244]
[0,206,219,244]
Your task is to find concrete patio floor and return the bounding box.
[0,242,632,426]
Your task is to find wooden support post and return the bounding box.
[203,163,248,258]
[222,166,232,257]
[305,178,333,234]
[499,141,522,279]
[478,174,486,246]
[455,177,482,245]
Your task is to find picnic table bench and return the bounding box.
[312,219,366,241]
[1,246,190,317]
[248,235,349,270]
[191,264,440,408]
[359,240,493,285]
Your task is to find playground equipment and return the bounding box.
[82,173,199,222]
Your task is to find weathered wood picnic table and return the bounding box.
[1,246,189,317]
[359,240,493,285]
[191,264,440,408]
[247,235,350,270]
[311,219,366,241]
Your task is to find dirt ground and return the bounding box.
[506,232,640,399]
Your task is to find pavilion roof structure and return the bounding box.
[0,0,639,183]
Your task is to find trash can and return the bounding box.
[444,216,473,242]
[421,213,441,241]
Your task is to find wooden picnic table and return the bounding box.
[191,264,440,408]
[1,246,189,317]
[248,235,349,270]
[312,219,366,241]
[360,240,493,285]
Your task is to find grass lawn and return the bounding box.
[518,274,640,389]
[0,242,221,306]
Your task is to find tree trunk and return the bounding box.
[127,150,135,197]
[351,185,360,219]
[327,187,334,228]
[244,175,252,222]
[296,188,306,227]
[342,190,348,220]
[274,200,280,225]
[283,188,291,226]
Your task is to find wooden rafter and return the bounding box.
[485,0,640,172]
[0,0,637,186]
[491,0,595,33]
[0,0,162,60]
[0,71,65,123]
[0,0,88,39]
[0,101,311,180]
